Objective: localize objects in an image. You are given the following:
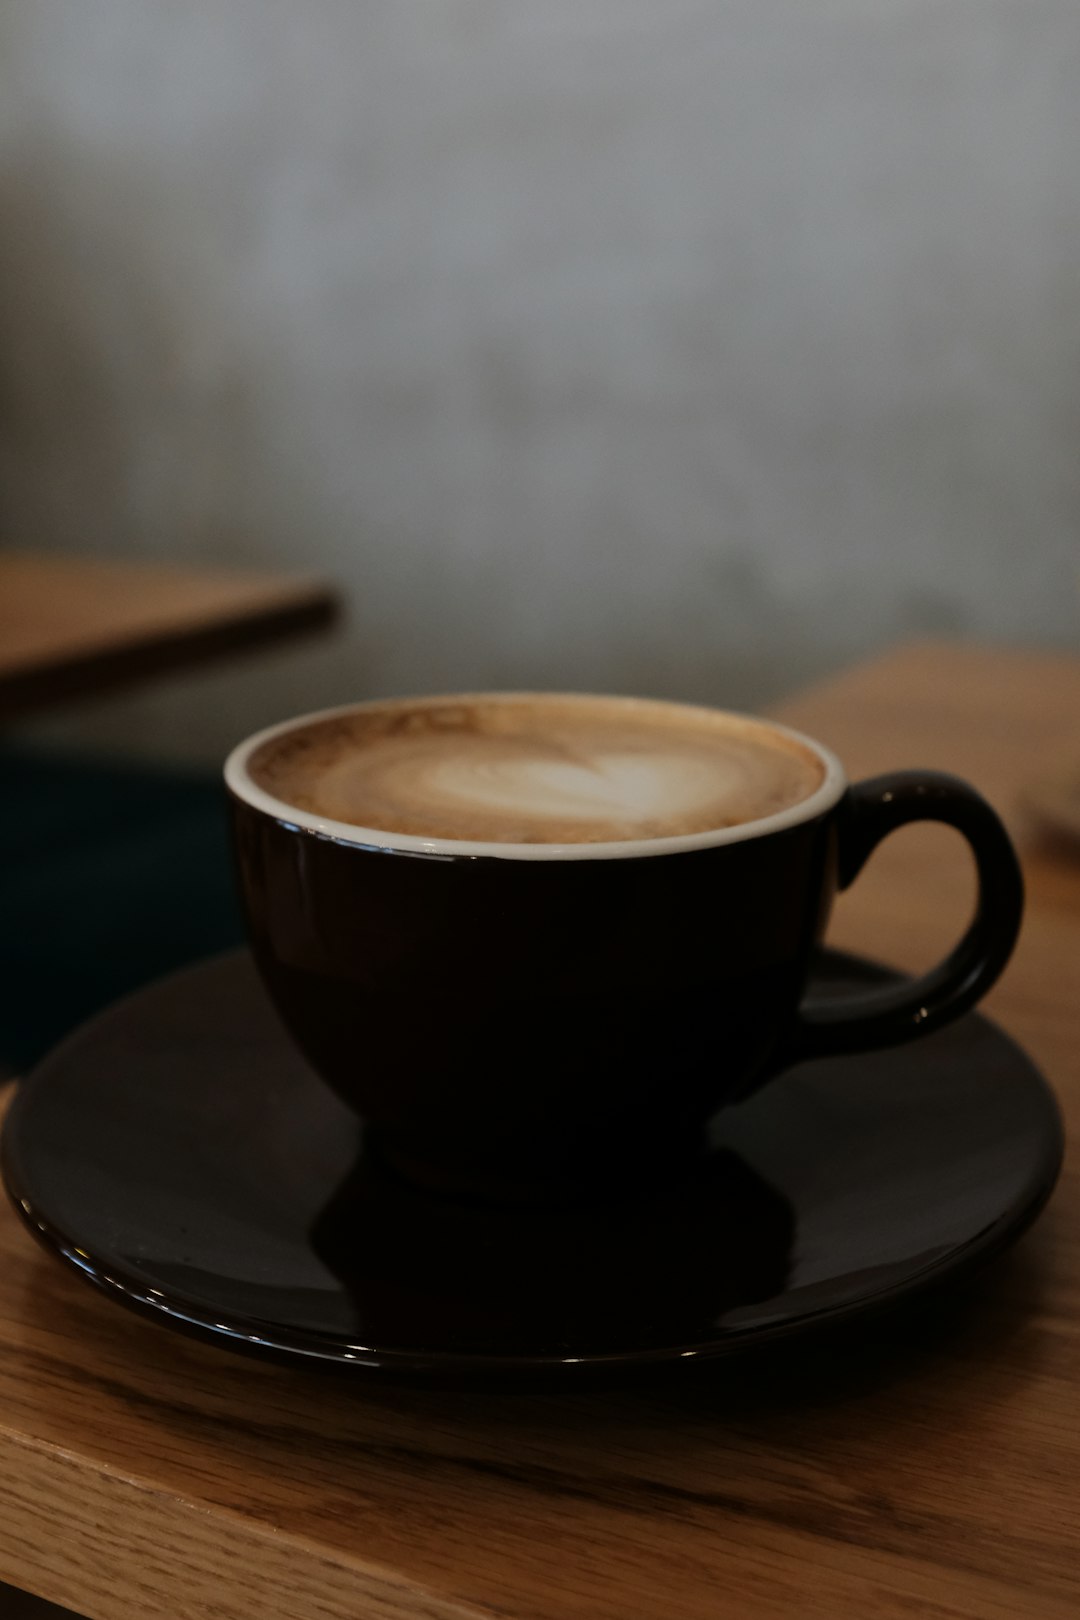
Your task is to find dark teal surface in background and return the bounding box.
[0,748,244,1071]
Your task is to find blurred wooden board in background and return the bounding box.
[0,551,339,721]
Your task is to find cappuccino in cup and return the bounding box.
[246,693,826,849]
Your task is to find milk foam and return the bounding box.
[248,696,827,845]
[427,752,755,826]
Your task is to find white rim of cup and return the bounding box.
[224,693,848,862]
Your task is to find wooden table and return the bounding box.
[0,551,338,721]
[1,641,1078,1620]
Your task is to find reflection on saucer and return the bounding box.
[310,1141,795,1358]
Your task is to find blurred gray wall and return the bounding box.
[1,0,1078,763]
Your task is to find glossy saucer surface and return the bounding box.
[1,950,1063,1381]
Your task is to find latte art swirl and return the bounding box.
[248,695,825,845]
[429,753,736,825]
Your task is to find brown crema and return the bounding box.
[247,694,826,845]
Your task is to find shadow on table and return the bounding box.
[0,1584,83,1620]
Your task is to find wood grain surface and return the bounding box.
[1,641,1078,1620]
[0,551,338,720]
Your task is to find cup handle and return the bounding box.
[787,771,1024,1064]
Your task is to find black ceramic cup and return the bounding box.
[226,695,1023,1201]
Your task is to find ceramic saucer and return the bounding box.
[1,949,1063,1383]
